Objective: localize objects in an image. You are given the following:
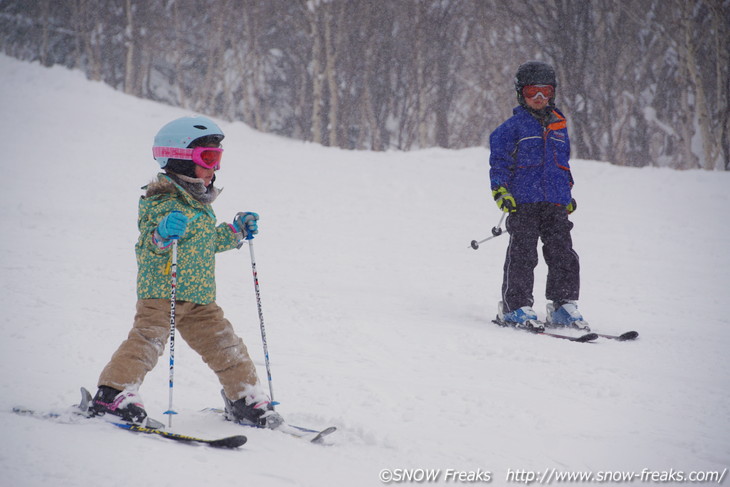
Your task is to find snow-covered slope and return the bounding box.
[1,55,728,486]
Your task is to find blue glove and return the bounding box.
[233,212,259,239]
[157,211,188,240]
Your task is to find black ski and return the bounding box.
[13,388,247,449]
[493,318,599,342]
[111,422,246,448]
[545,322,639,342]
[540,330,599,342]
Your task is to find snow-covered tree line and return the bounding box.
[1,0,727,169]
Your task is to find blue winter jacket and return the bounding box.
[489,106,573,206]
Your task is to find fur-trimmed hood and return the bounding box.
[144,175,178,198]
[143,172,220,204]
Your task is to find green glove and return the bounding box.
[492,186,517,213]
[566,198,577,214]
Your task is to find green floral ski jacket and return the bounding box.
[135,173,241,304]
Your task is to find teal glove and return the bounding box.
[233,212,259,240]
[157,211,188,240]
[492,186,517,213]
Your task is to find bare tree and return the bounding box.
[2,0,726,169]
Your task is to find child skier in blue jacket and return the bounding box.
[489,61,587,330]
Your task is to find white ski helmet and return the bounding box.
[152,116,225,168]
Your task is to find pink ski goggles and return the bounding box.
[153,146,223,170]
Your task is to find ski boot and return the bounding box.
[546,301,590,331]
[497,302,544,332]
[222,390,284,429]
[88,386,150,425]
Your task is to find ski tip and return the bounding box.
[310,426,338,444]
[618,331,639,341]
[209,435,248,448]
[573,333,599,342]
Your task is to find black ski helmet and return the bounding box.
[515,61,557,89]
[514,61,557,105]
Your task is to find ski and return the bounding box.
[493,318,598,342]
[203,405,337,444]
[13,388,247,449]
[545,322,639,342]
[13,405,247,448]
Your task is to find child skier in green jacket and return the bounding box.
[91,116,282,429]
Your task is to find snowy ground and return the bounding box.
[1,55,728,487]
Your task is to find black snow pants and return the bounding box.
[501,202,580,313]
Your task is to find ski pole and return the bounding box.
[164,236,179,427]
[470,212,507,250]
[247,236,276,409]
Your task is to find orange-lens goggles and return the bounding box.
[522,85,554,99]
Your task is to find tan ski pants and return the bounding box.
[98,299,259,401]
